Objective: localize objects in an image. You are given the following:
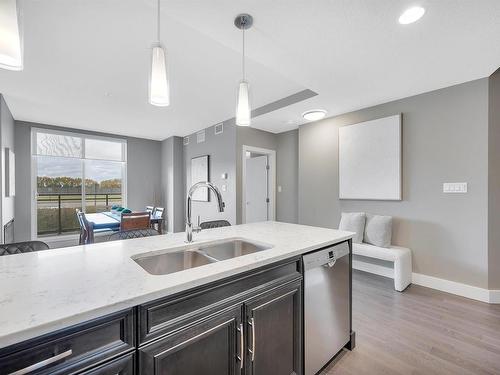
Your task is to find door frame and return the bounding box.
[241,145,276,224]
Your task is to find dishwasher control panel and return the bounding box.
[302,241,350,270]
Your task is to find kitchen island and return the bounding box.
[0,221,353,374]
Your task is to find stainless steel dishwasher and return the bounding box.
[303,241,351,375]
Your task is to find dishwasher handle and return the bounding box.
[303,242,349,271]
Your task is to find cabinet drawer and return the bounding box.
[81,353,135,375]
[139,257,301,344]
[0,308,136,375]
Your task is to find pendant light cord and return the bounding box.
[242,26,245,81]
[157,0,160,42]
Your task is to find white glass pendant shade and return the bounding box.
[149,44,170,107]
[236,80,250,126]
[0,0,23,71]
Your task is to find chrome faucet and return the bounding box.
[185,181,225,243]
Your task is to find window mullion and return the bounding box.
[82,137,86,213]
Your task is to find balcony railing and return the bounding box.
[37,193,122,236]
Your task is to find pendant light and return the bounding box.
[149,0,169,106]
[234,14,253,126]
[0,0,23,71]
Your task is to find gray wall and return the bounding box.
[236,126,278,224]
[489,69,500,289]
[276,129,298,223]
[183,123,237,225]
[161,136,184,233]
[126,137,161,212]
[14,121,162,242]
[299,79,490,288]
[1,95,15,242]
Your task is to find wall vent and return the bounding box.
[196,130,205,143]
[214,123,224,135]
[183,136,189,145]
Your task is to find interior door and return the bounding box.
[138,306,242,375]
[244,281,303,375]
[245,155,269,223]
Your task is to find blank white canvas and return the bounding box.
[339,114,401,200]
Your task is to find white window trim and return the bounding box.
[31,128,128,240]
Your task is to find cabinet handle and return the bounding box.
[248,317,256,362]
[237,323,244,370]
[9,349,72,375]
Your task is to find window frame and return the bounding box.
[31,128,128,240]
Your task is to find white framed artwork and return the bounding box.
[191,155,209,201]
[339,114,402,200]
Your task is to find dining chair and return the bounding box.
[0,241,50,256]
[151,207,165,234]
[121,212,151,231]
[199,220,231,229]
[107,228,159,242]
[76,209,94,244]
[146,206,155,215]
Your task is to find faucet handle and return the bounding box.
[194,215,202,233]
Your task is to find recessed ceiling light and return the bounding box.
[302,110,327,122]
[399,6,425,24]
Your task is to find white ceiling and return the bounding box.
[0,0,499,140]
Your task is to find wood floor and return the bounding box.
[322,270,500,375]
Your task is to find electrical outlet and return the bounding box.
[443,182,467,193]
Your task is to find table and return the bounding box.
[85,212,121,231]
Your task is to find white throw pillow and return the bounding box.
[364,214,392,248]
[339,212,366,243]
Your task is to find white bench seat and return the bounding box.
[352,242,412,291]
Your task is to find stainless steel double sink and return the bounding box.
[132,239,272,275]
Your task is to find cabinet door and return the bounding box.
[81,352,135,374]
[139,306,243,375]
[245,281,302,375]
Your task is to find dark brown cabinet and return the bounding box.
[245,282,302,375]
[138,306,242,375]
[80,353,135,374]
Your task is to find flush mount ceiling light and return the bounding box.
[235,14,253,127]
[149,0,170,106]
[398,6,425,24]
[302,110,327,122]
[0,0,23,71]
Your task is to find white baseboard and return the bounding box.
[411,272,492,303]
[488,289,500,304]
[353,259,500,304]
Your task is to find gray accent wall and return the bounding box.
[299,79,490,288]
[183,123,237,225]
[489,68,500,289]
[276,129,298,223]
[14,121,162,242]
[161,136,184,233]
[1,95,15,242]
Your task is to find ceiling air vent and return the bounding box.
[214,123,224,135]
[183,136,189,145]
[196,130,205,143]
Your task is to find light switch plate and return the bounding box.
[443,182,467,193]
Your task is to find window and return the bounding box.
[32,129,127,237]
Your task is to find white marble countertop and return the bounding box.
[0,221,353,349]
